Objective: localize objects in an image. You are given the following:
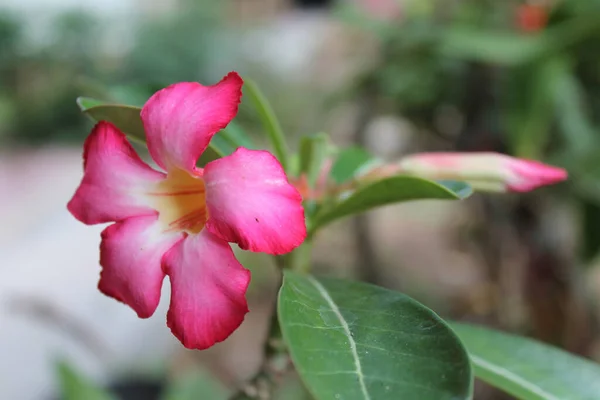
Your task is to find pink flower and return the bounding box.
[67,72,306,350]
[397,152,567,192]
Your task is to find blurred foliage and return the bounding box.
[337,0,600,262]
[0,0,224,145]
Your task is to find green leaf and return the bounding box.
[243,78,290,171]
[57,361,116,400]
[76,97,107,110]
[162,368,229,400]
[309,176,471,233]
[79,102,147,144]
[440,29,550,65]
[299,133,329,186]
[278,272,473,400]
[549,59,596,153]
[452,323,600,400]
[329,147,375,185]
[221,121,255,149]
[76,97,237,161]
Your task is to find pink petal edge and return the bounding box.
[140,72,243,173]
[67,121,165,225]
[163,229,251,350]
[204,148,306,255]
[99,215,184,318]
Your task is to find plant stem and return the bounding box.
[228,273,291,400]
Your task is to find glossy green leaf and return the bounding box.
[452,323,600,400]
[243,78,290,171]
[76,97,237,160]
[278,272,473,400]
[57,361,116,400]
[330,147,376,184]
[309,176,471,233]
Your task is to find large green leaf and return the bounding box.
[278,272,473,400]
[309,176,470,233]
[76,97,242,160]
[452,323,600,400]
[57,361,116,400]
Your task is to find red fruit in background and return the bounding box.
[517,4,548,33]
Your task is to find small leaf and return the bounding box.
[57,361,116,400]
[452,323,600,400]
[299,133,329,187]
[310,176,471,233]
[278,272,473,400]
[330,147,376,184]
[80,103,147,144]
[243,78,290,171]
[76,97,107,110]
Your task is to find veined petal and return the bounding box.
[204,148,306,255]
[68,122,165,225]
[99,215,184,318]
[141,72,243,173]
[163,230,251,350]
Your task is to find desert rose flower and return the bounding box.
[68,72,306,350]
[397,152,567,192]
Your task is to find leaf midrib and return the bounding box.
[307,275,372,400]
[471,354,560,400]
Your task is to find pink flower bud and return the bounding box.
[397,152,567,193]
[355,0,402,21]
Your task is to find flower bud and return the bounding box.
[397,152,567,193]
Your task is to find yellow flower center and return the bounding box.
[149,168,208,234]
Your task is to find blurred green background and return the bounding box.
[2,0,600,399]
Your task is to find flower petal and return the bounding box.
[99,215,184,318]
[68,122,165,225]
[204,148,306,254]
[163,230,251,350]
[141,72,243,172]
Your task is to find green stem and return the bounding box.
[244,78,290,172]
[229,271,290,400]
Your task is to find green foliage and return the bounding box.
[299,133,329,186]
[278,272,473,400]
[57,361,115,400]
[244,78,290,171]
[309,177,471,234]
[452,323,600,400]
[329,147,375,185]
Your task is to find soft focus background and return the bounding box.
[1,0,600,399]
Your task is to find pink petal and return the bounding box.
[99,215,184,318]
[163,230,251,350]
[507,158,568,192]
[204,148,306,255]
[141,72,243,172]
[67,122,165,225]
